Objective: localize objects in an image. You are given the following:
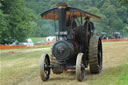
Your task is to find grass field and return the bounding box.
[0,41,128,85]
[30,37,46,43]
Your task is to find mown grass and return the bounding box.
[0,48,50,85]
[0,49,17,53]
[87,64,128,85]
[30,37,46,43]
[0,41,128,85]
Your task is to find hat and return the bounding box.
[85,16,90,20]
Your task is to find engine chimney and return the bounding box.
[56,3,67,32]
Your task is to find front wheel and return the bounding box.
[76,53,85,81]
[40,54,50,81]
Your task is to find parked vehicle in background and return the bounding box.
[100,32,121,40]
[100,32,108,40]
[112,32,121,39]
[46,36,56,42]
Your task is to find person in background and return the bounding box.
[66,16,77,29]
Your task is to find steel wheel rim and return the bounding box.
[98,40,102,71]
[40,54,50,81]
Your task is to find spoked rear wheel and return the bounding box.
[76,53,85,81]
[40,54,50,81]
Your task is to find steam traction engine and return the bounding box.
[40,3,103,81]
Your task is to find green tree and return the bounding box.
[119,0,128,5]
[87,7,107,33]
[0,1,9,44]
[24,0,128,37]
[25,0,55,37]
[1,0,37,44]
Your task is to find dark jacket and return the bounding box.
[84,21,95,32]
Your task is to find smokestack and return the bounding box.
[56,3,67,32]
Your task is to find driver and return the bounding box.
[84,16,95,34]
[71,16,77,28]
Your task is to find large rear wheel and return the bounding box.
[40,54,50,81]
[76,53,85,81]
[88,36,103,74]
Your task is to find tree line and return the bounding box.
[0,0,36,44]
[0,0,128,44]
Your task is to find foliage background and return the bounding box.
[0,0,128,44]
